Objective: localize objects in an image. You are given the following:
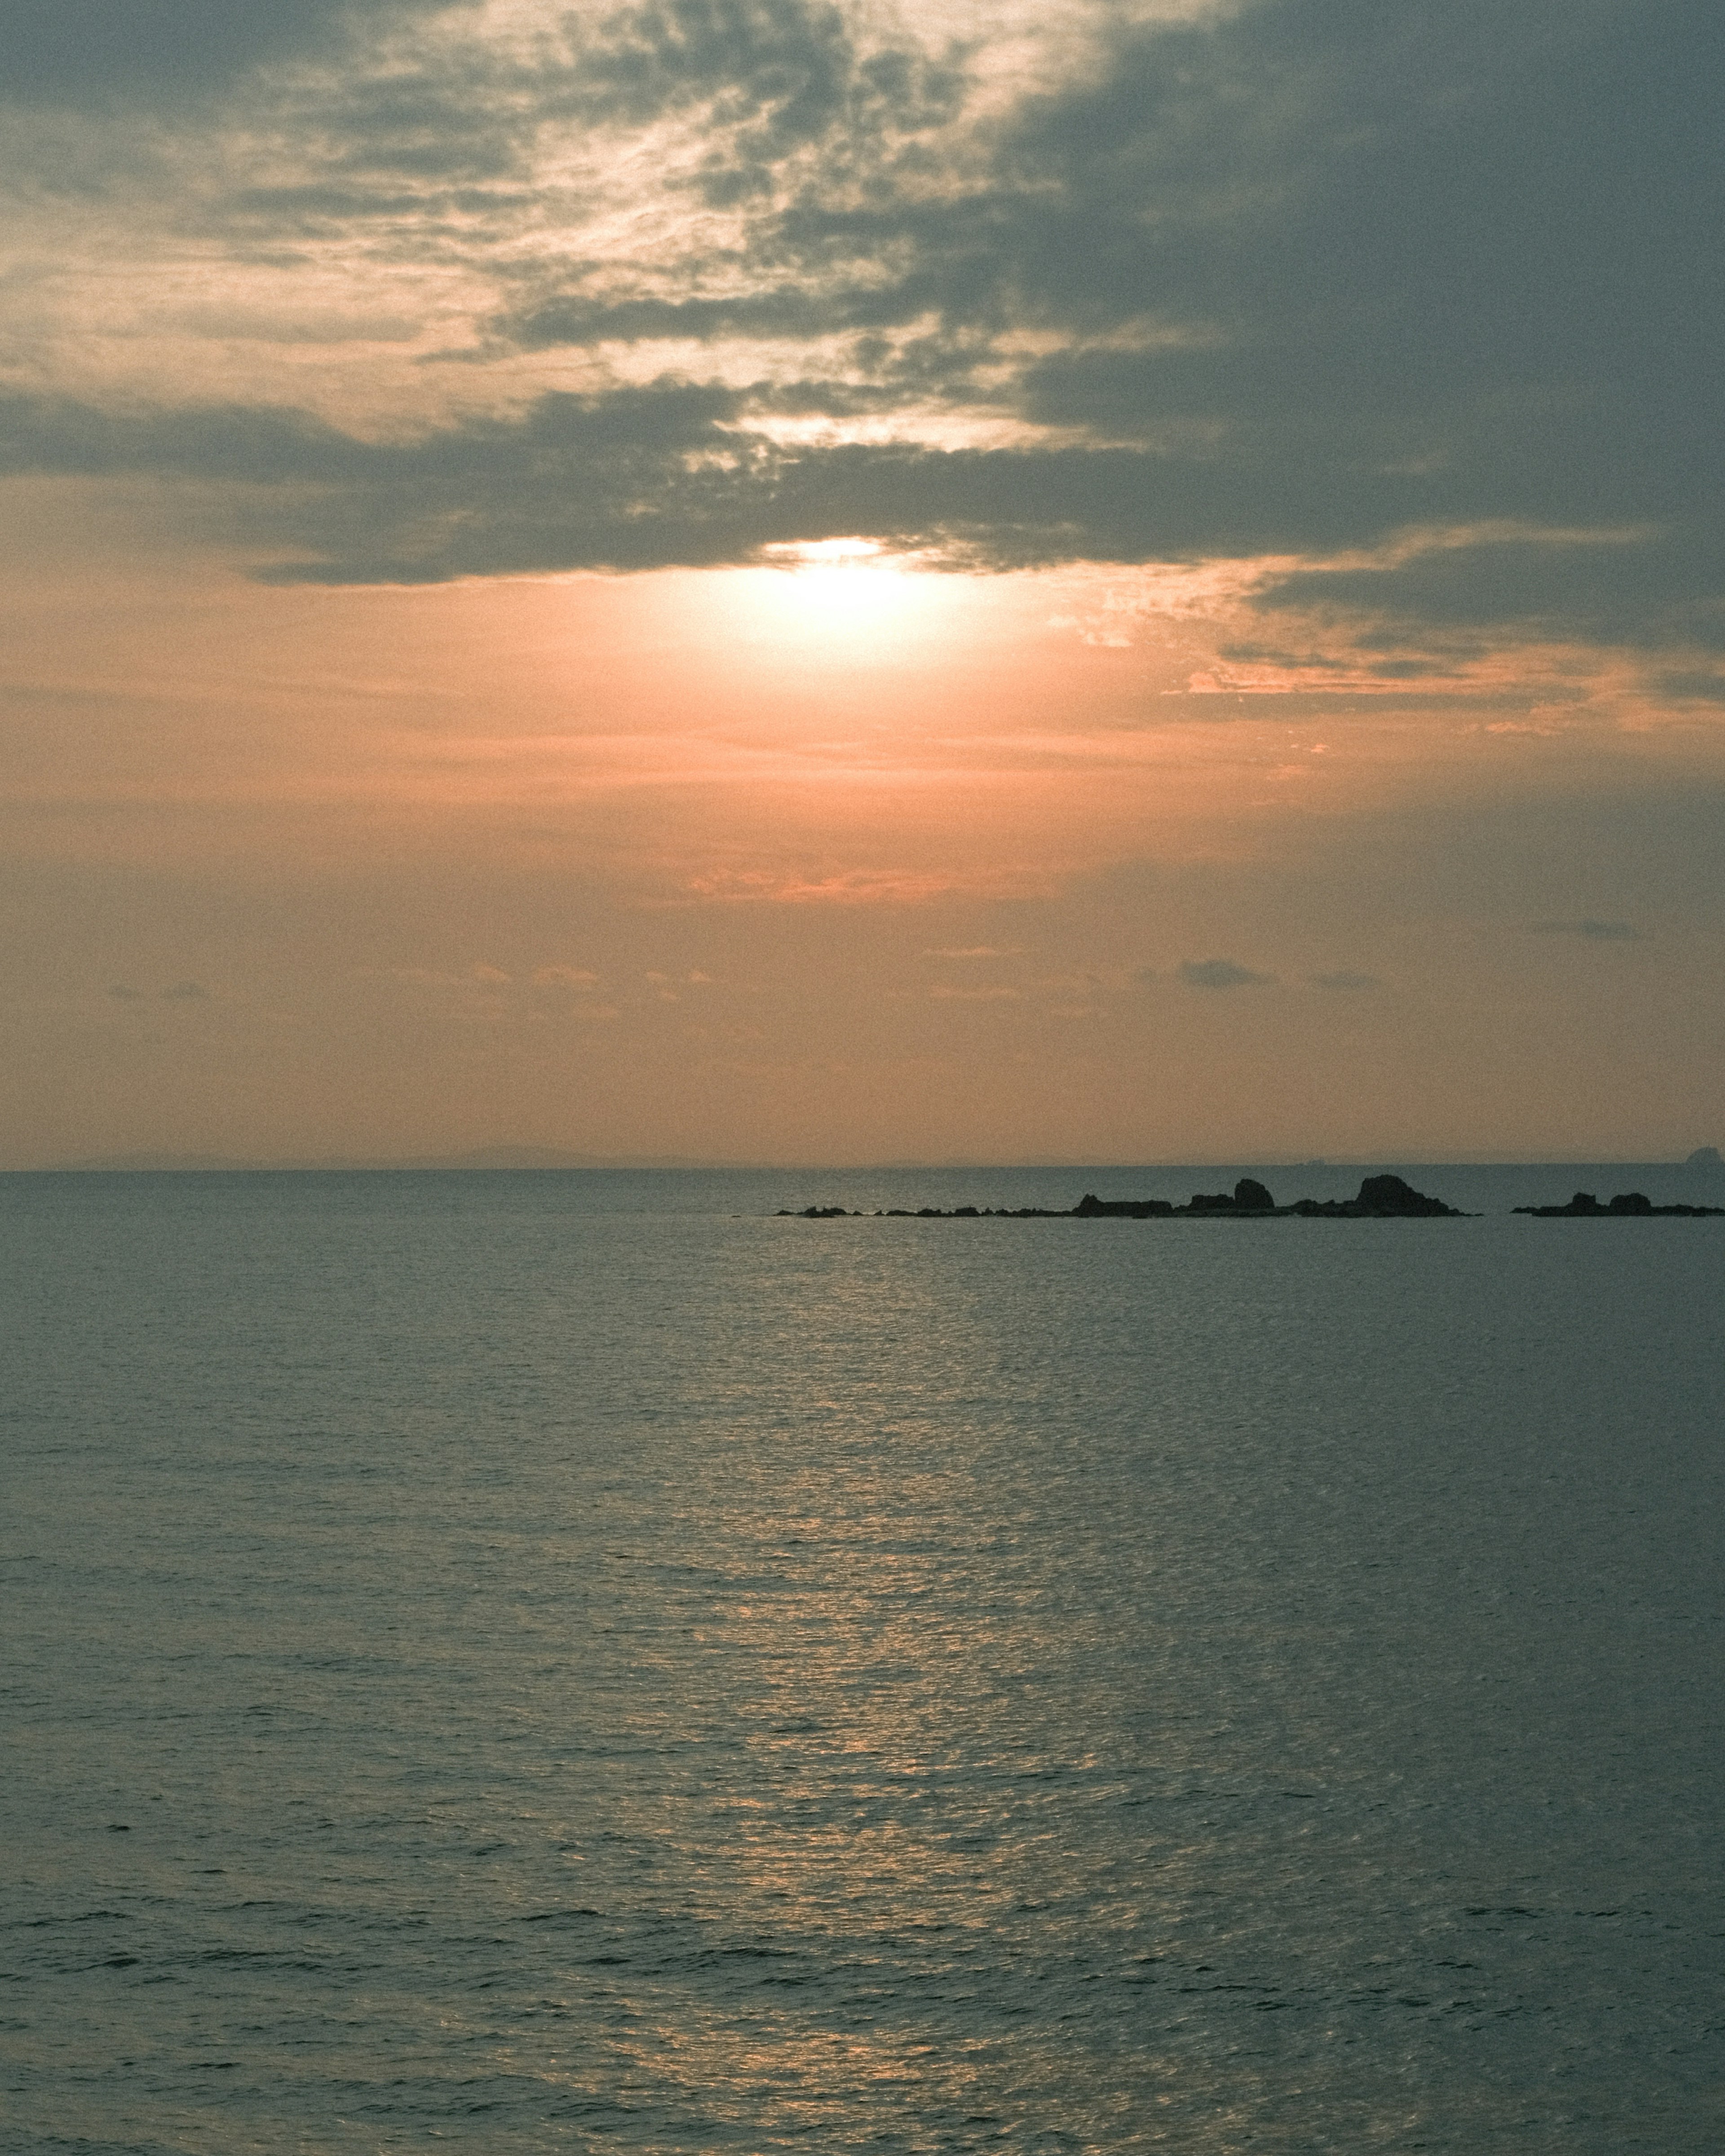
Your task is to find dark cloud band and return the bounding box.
[0,0,1718,658]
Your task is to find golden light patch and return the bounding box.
[748,541,945,646]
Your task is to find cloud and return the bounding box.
[532,965,602,988]
[1309,970,1381,990]
[0,0,1717,658]
[0,0,460,104]
[160,980,208,999]
[1528,919,1644,941]
[0,386,1389,583]
[1250,527,1721,655]
[1178,958,1273,989]
[107,983,142,1001]
[1656,669,1725,703]
[922,946,1024,959]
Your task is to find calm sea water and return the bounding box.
[3,1169,1722,2154]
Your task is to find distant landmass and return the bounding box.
[49,1146,721,1172]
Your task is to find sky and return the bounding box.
[2,0,1721,1165]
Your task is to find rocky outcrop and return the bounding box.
[1144,1172,1462,1217]
[1514,1190,1725,1217]
[860,1173,1465,1219]
[1163,1176,1282,1213]
[785,1172,1722,1221]
[780,1173,1466,1224]
[1289,1173,1462,1218]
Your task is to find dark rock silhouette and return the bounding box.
[1360,1173,1455,1216]
[1514,1189,1724,1217]
[1284,1173,1462,1218]
[790,1172,1474,1221]
[788,1166,1725,1222]
[1179,1178,1277,1211]
[1047,1173,1460,1219]
[1078,1174,1281,1217]
[1208,1171,1461,1217]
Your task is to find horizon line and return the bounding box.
[10,1150,1721,1176]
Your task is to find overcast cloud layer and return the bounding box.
[1,0,1719,683]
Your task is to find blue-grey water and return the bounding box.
[4,1167,1723,2154]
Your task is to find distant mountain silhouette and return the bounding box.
[53,1146,722,1172]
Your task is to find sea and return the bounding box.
[3,1163,1722,2155]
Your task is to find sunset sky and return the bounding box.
[3,0,1720,1165]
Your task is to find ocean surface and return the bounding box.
[4,1165,1723,2154]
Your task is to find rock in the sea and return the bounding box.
[1288,1173,1464,1218]
[1180,1178,1276,1213]
[1354,1173,1458,1216]
[1080,1172,1460,1218]
[795,1173,1466,1222]
[1512,1189,1722,1217]
[1075,1193,1176,1218]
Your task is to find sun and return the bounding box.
[751,539,933,641]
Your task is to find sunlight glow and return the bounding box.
[752,540,937,642]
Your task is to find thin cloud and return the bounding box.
[160,980,208,1000]
[1657,669,1725,704]
[1179,958,1273,990]
[921,946,1024,959]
